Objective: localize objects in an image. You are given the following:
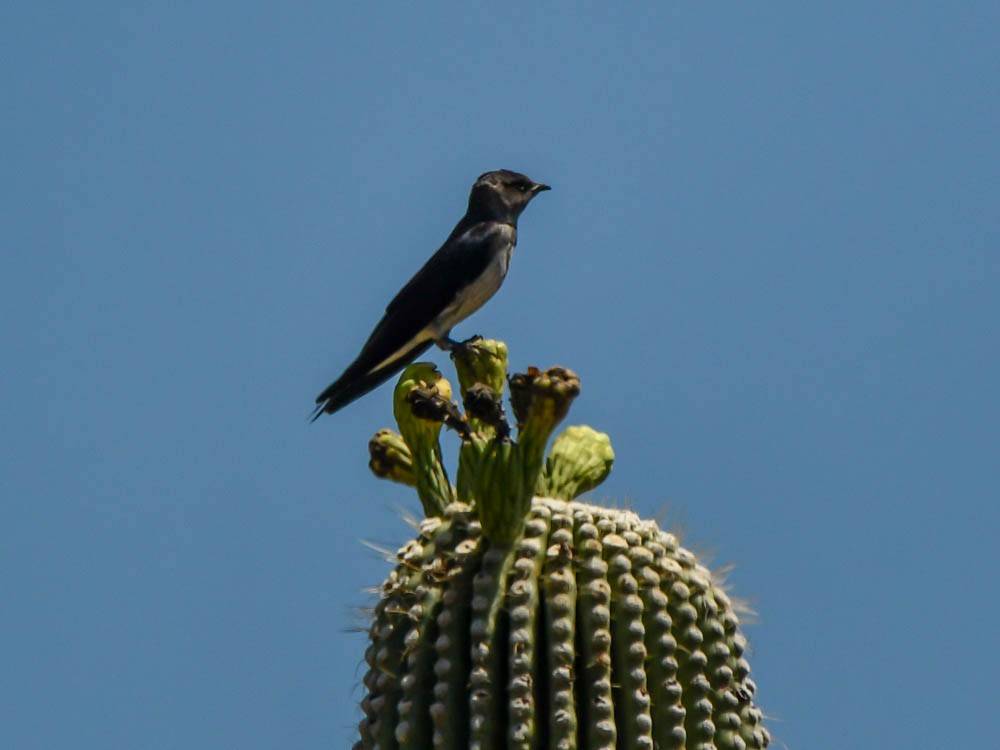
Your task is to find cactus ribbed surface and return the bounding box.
[354,339,769,749]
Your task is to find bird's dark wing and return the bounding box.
[312,222,511,418]
[383,221,511,319]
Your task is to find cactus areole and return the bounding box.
[358,339,769,750]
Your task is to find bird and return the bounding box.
[312,169,550,420]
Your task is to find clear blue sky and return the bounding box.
[3,3,998,748]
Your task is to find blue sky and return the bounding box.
[3,3,998,748]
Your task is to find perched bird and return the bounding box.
[312,169,550,420]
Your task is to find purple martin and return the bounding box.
[312,169,550,419]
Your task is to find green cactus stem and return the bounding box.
[354,499,769,750]
[355,339,768,749]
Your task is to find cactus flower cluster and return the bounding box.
[356,339,768,750]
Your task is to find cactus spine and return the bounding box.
[356,340,768,749]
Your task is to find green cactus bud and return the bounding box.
[392,363,456,517]
[537,424,615,500]
[511,366,581,503]
[463,383,511,439]
[368,429,415,487]
[450,339,509,501]
[450,337,509,401]
[355,498,770,750]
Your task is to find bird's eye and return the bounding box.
[516,182,529,193]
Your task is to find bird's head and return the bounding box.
[468,169,551,222]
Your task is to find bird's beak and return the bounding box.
[532,182,551,194]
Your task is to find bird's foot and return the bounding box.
[436,334,483,353]
[455,334,484,352]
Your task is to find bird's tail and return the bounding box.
[310,340,435,421]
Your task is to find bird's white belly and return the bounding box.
[366,240,513,374]
[431,242,512,337]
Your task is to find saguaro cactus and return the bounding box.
[357,340,769,750]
